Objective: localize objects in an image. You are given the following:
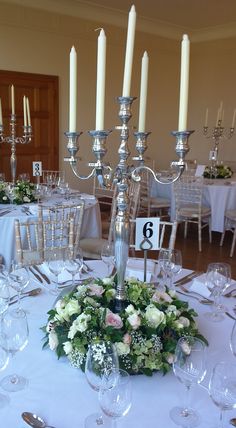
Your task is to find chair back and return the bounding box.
[174,175,204,218]
[93,174,115,211]
[15,216,75,266]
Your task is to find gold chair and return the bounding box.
[137,170,170,219]
[174,175,211,252]
[220,209,236,257]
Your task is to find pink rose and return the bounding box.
[105,310,123,329]
[123,333,132,345]
[88,284,104,297]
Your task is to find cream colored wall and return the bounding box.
[0,2,235,193]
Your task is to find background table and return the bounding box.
[0,193,102,269]
[151,177,236,233]
[2,261,236,428]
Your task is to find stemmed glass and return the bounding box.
[231,322,236,358]
[0,308,29,392]
[47,253,64,294]
[64,247,83,287]
[8,262,30,313]
[5,183,16,205]
[101,243,115,276]
[170,336,207,427]
[209,361,236,428]
[0,275,10,407]
[98,368,132,428]
[85,341,119,428]
[204,262,231,322]
[158,248,182,290]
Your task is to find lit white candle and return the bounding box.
[0,99,2,126]
[26,97,31,126]
[95,28,106,131]
[138,51,149,132]
[178,34,190,132]
[219,101,223,120]
[23,96,27,126]
[122,5,136,97]
[11,85,15,115]
[231,109,236,128]
[69,46,77,132]
[204,108,208,127]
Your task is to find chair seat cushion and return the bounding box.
[225,210,236,222]
[80,237,107,259]
[178,205,211,218]
[150,197,170,208]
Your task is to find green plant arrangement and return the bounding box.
[0,180,36,204]
[203,164,233,179]
[42,276,207,376]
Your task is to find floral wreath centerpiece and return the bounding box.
[203,164,233,179]
[43,276,207,376]
[0,180,36,204]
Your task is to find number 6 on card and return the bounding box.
[135,217,160,251]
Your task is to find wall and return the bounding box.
[0,1,235,192]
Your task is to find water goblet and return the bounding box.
[204,262,231,322]
[5,183,16,205]
[101,242,115,276]
[209,361,236,428]
[169,336,207,427]
[0,308,29,392]
[230,321,236,358]
[98,368,132,428]
[8,263,30,313]
[85,341,119,428]
[64,247,83,286]
[0,276,10,407]
[47,253,64,294]
[18,173,30,182]
[158,248,182,290]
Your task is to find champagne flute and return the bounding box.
[204,262,231,322]
[101,243,115,276]
[98,369,132,428]
[169,336,207,427]
[85,341,119,428]
[209,362,236,428]
[0,308,29,392]
[158,248,182,290]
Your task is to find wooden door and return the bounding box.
[0,70,59,181]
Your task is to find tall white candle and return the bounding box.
[96,28,106,131]
[69,46,77,132]
[122,5,136,97]
[219,100,223,120]
[138,51,149,132]
[11,85,15,115]
[231,109,236,128]
[0,99,2,126]
[216,108,220,126]
[204,108,208,127]
[26,97,31,126]
[23,96,27,126]
[178,34,190,132]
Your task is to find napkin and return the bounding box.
[189,274,212,298]
[40,262,82,283]
[125,258,156,282]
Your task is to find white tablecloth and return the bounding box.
[2,261,236,427]
[0,194,102,269]
[151,178,236,233]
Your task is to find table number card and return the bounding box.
[135,217,160,251]
[32,161,42,177]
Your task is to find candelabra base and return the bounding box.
[112,298,129,313]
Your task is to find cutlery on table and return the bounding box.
[9,287,41,305]
[174,271,202,286]
[176,289,212,305]
[28,266,43,284]
[225,312,236,321]
[33,265,51,284]
[22,411,56,428]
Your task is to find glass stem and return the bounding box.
[219,409,225,428]
[16,290,21,311]
[183,384,191,415]
[72,274,75,286]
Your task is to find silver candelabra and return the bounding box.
[0,114,32,183]
[203,119,234,164]
[65,96,193,311]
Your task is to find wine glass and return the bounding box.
[169,336,207,427]
[230,321,236,357]
[0,308,29,392]
[98,368,132,427]
[47,253,64,294]
[204,262,231,322]
[0,276,10,407]
[158,248,182,290]
[5,183,16,205]
[209,361,236,428]
[85,341,119,428]
[101,242,115,276]
[64,247,83,287]
[8,262,30,313]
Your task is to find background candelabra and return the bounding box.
[203,116,235,166]
[65,96,193,310]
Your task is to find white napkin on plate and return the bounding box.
[189,274,212,298]
[125,258,156,282]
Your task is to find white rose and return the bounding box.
[65,299,80,317]
[166,305,180,316]
[63,341,73,355]
[178,316,190,328]
[125,304,135,315]
[102,277,113,285]
[48,330,58,351]
[23,196,30,202]
[68,313,91,339]
[2,196,7,201]
[127,312,141,330]
[145,304,165,328]
[166,353,176,364]
[115,342,130,356]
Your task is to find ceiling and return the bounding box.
[3,0,236,41]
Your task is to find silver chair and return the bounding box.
[174,175,211,252]
[220,209,236,257]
